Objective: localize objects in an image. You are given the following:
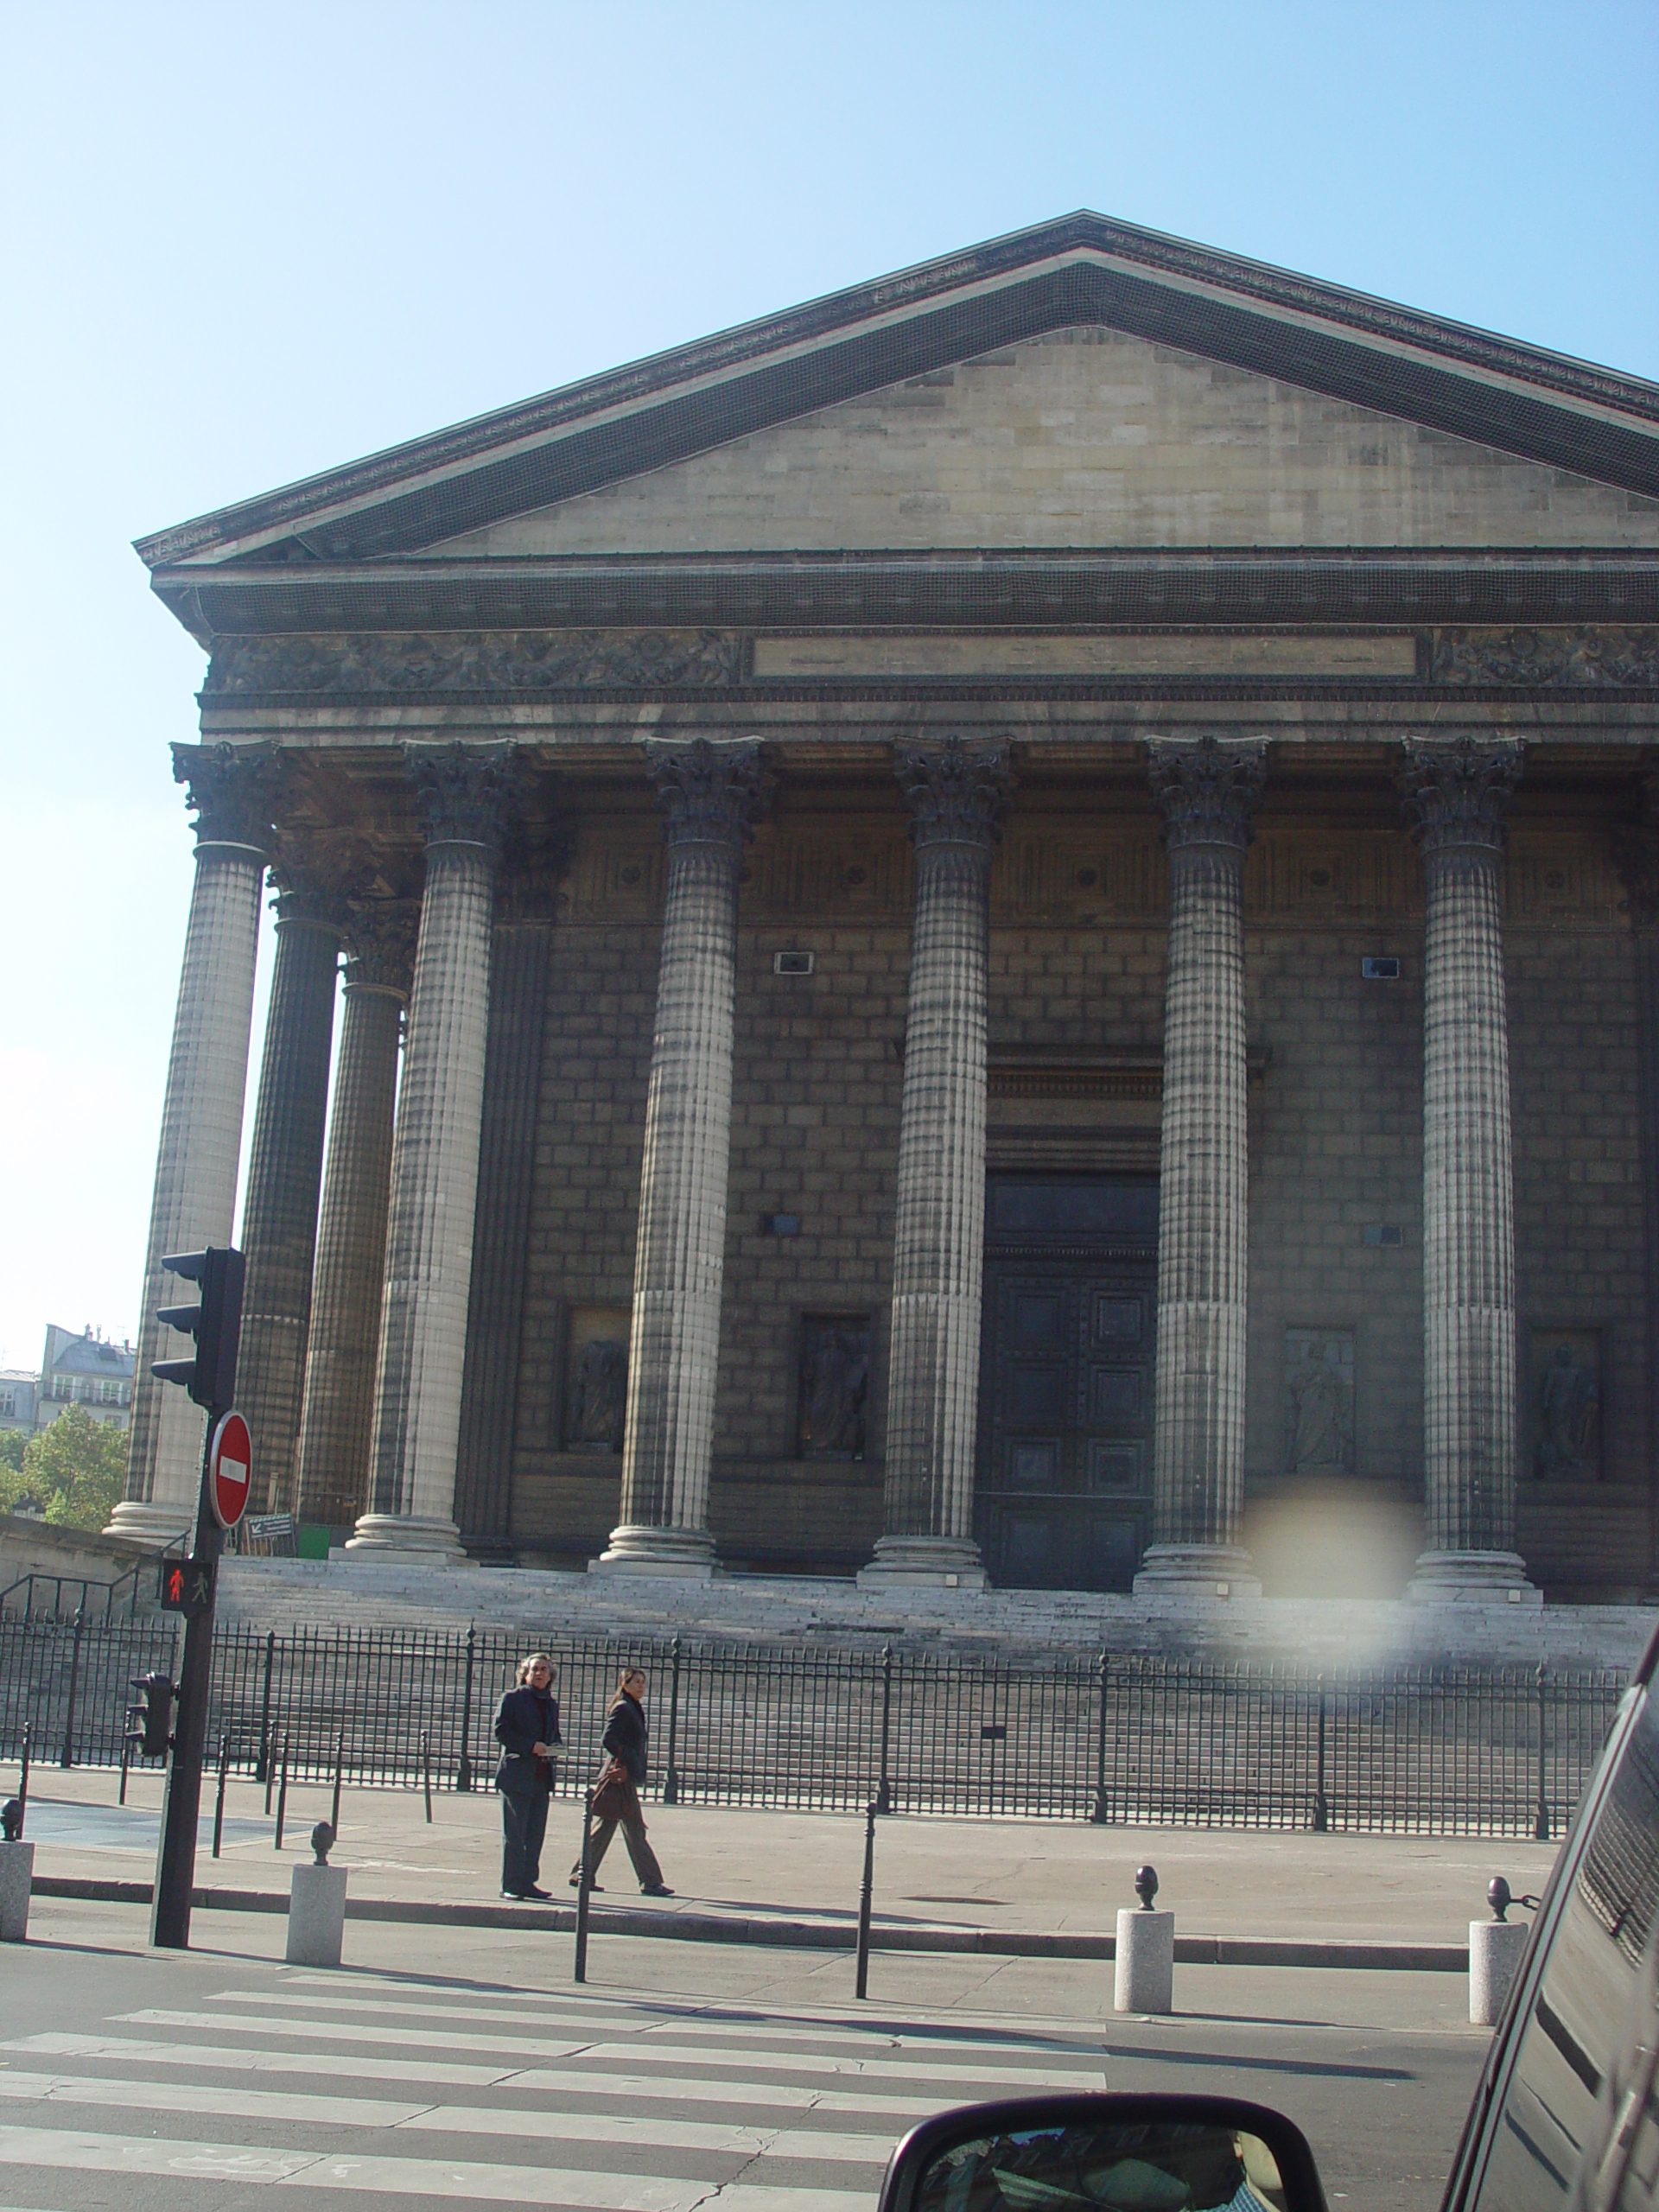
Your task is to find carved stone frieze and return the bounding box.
[404,742,524,852]
[1433,626,1659,687]
[1147,736,1267,852]
[646,739,772,848]
[204,629,744,696]
[1399,736,1522,856]
[172,741,281,849]
[894,739,1014,849]
[340,899,419,996]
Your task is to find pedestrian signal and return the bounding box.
[152,1246,245,1414]
[125,1671,175,1759]
[157,1558,216,1618]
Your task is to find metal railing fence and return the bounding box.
[0,1613,1629,1838]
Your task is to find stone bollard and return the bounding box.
[1115,1864,1174,2015]
[0,1800,33,1943]
[286,1822,347,1968]
[1470,1877,1535,2026]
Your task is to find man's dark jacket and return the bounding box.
[601,1691,648,1785]
[493,1686,560,1792]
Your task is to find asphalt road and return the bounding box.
[1,1911,1490,2212]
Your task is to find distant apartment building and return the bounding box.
[26,1327,136,1433]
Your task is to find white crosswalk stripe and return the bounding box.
[0,1963,1109,2209]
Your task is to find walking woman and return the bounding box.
[493,1651,561,1899]
[569,1666,674,1896]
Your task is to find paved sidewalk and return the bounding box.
[16,1761,1560,1945]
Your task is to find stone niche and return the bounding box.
[563,1306,631,1454]
[1281,1328,1357,1479]
[1529,1328,1603,1482]
[796,1314,871,1461]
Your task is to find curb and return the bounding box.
[27,1877,1468,1970]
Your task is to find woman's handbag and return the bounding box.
[589,1758,632,1823]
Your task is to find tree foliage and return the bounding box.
[0,1407,129,1530]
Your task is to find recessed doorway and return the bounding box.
[976,1176,1158,1592]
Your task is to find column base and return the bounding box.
[343,1513,468,1565]
[1133,1544,1262,1599]
[104,1500,195,1552]
[1407,1550,1541,1605]
[590,1524,718,1579]
[856,1535,988,1591]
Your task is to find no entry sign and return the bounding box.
[208,1409,252,1529]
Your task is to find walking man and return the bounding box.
[570,1666,674,1896]
[493,1651,561,1899]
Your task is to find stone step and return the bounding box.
[213,1558,1658,1669]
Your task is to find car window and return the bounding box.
[1455,1655,1659,2212]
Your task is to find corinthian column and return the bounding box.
[292,900,416,1534]
[110,743,276,1548]
[1134,736,1266,1598]
[349,746,521,1560]
[1401,736,1535,1600]
[859,738,1012,1591]
[235,878,342,1512]
[596,739,771,1577]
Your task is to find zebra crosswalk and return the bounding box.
[0,1964,1109,2209]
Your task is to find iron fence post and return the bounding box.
[874,1643,893,1816]
[254,1630,276,1783]
[1534,1663,1551,1842]
[58,1608,86,1769]
[118,1732,130,1806]
[1312,1674,1329,1833]
[274,1733,289,1852]
[456,1625,476,1791]
[17,1722,30,1832]
[212,1733,229,1859]
[1090,1649,1111,1824]
[855,1797,877,1999]
[331,1730,345,1838]
[422,1731,433,1823]
[663,1636,682,1806]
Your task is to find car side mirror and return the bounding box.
[875,2093,1328,2212]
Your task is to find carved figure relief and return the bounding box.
[205,630,744,696]
[798,1317,871,1460]
[1530,1331,1602,1481]
[1283,1330,1356,1478]
[564,1306,632,1453]
[1433,627,1659,688]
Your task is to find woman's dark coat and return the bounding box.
[493,1685,561,1792]
[601,1690,648,1785]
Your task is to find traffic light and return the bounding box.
[152,1246,245,1414]
[125,1672,175,1759]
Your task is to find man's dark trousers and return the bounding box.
[500,1777,550,1895]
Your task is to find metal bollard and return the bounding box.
[286,1822,346,1967]
[1471,1878,1536,2026]
[574,1794,597,1985]
[331,1732,345,1840]
[421,1732,433,1823]
[17,1725,31,1833]
[855,1799,877,1999]
[118,1734,130,1807]
[1115,1865,1174,2015]
[212,1734,230,1859]
[274,1735,289,1852]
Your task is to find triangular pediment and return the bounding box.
[137,212,1659,594]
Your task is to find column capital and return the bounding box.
[341,899,419,999]
[404,742,523,852]
[645,738,772,848]
[894,738,1014,850]
[495,814,575,925]
[1147,737,1267,853]
[172,741,280,851]
[1399,735,1522,856]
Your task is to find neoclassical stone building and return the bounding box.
[112,214,1659,1603]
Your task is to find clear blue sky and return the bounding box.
[1,1,1655,1370]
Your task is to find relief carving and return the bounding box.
[798,1318,871,1460]
[566,1319,630,1455]
[1283,1330,1356,1478]
[1433,627,1659,688]
[205,629,744,696]
[1530,1331,1602,1482]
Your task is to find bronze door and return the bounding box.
[976,1178,1157,1592]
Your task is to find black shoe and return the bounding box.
[522,1885,552,1900]
[501,1889,527,1900]
[640,1883,675,1897]
[569,1877,603,1891]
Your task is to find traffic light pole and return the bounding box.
[150,1429,224,1949]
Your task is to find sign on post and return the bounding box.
[207,1411,252,1530]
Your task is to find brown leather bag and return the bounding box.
[589,1758,632,1823]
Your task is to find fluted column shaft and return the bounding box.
[111,744,275,1548]
[350,747,520,1559]
[291,904,414,1532]
[861,740,1011,1590]
[1402,737,1532,1597]
[599,740,770,1576]
[236,893,341,1512]
[1135,737,1265,1595]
